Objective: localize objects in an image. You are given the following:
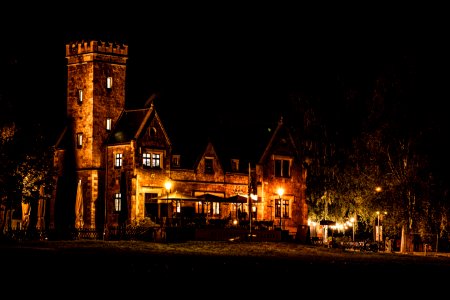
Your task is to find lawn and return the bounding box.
[2,239,448,295]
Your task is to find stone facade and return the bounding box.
[54,40,308,240]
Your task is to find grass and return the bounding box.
[2,239,449,294]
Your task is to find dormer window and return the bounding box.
[77,89,83,104]
[107,77,113,89]
[205,157,214,174]
[172,155,180,168]
[106,117,112,131]
[76,133,83,148]
[231,159,239,172]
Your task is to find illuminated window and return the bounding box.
[151,153,160,168]
[77,89,83,104]
[107,77,113,89]
[76,133,83,148]
[274,158,291,178]
[114,193,121,212]
[115,153,123,168]
[176,201,181,213]
[142,152,161,168]
[212,202,220,215]
[106,118,112,131]
[142,153,151,167]
[275,198,282,218]
[205,157,214,174]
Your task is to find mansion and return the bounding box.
[50,40,308,241]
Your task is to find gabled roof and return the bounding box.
[258,116,299,164]
[193,141,224,173]
[106,103,171,147]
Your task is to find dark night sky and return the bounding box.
[1,7,449,153]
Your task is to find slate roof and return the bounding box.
[106,108,152,144]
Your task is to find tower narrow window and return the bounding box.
[77,89,83,104]
[76,133,83,148]
[107,77,113,89]
[115,153,123,168]
[106,117,112,131]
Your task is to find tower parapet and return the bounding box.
[66,40,128,57]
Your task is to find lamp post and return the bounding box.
[164,180,172,227]
[277,188,284,230]
[350,216,355,242]
[376,210,387,246]
[374,186,383,244]
[376,211,380,242]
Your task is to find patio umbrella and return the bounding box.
[196,194,248,203]
[224,195,248,203]
[156,191,199,222]
[75,180,84,229]
[196,193,225,202]
[156,191,199,201]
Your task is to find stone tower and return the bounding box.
[65,40,128,229]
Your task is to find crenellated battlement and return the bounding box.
[66,40,128,57]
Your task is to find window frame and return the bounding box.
[151,153,161,168]
[115,153,123,168]
[141,150,163,169]
[282,199,289,218]
[172,155,180,168]
[275,198,282,218]
[142,152,151,168]
[76,133,83,148]
[114,193,122,212]
[273,155,292,178]
[231,159,239,172]
[77,89,83,104]
[205,157,214,174]
[106,76,113,89]
[106,117,112,131]
[212,201,220,215]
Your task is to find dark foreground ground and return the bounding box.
[1,239,449,296]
